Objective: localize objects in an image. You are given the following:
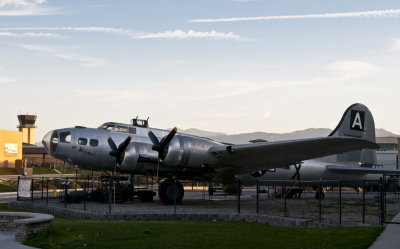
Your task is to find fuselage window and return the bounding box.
[60,132,71,143]
[89,139,99,147]
[129,127,136,134]
[78,138,88,145]
[114,125,128,133]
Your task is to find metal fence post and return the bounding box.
[256,178,259,214]
[17,176,20,201]
[41,178,44,199]
[383,177,387,223]
[237,179,241,214]
[46,178,49,206]
[108,178,112,219]
[75,167,78,191]
[174,179,177,215]
[87,175,90,192]
[319,180,322,223]
[84,180,87,211]
[379,177,384,225]
[339,180,342,225]
[362,180,365,224]
[64,177,68,208]
[91,171,94,190]
[31,178,34,203]
[284,180,287,217]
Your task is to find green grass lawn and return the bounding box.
[0,167,18,175]
[0,204,384,249]
[32,167,93,175]
[0,183,17,192]
[33,167,58,175]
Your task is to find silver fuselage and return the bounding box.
[42,122,382,184]
[42,123,230,181]
[241,159,381,186]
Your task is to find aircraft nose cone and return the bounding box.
[42,131,53,153]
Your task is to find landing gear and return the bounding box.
[158,179,184,204]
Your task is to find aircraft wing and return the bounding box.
[208,137,379,172]
[326,165,400,175]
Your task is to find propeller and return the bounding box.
[148,127,177,160]
[107,135,133,166]
[291,163,302,180]
[148,127,177,182]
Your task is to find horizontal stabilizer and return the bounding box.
[326,165,400,175]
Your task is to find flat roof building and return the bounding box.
[376,137,400,170]
[0,129,23,168]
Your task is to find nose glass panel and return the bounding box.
[42,131,52,153]
[42,130,60,154]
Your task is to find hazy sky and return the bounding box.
[0,0,399,140]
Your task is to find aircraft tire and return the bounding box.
[158,179,184,205]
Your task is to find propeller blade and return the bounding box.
[148,127,178,161]
[107,135,133,166]
[148,130,160,146]
[161,127,177,147]
[118,135,132,152]
[107,137,118,153]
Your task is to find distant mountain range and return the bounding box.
[34,127,399,147]
[178,128,399,144]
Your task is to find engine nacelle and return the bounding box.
[161,137,183,167]
[118,142,140,172]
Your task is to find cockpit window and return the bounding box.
[114,125,128,133]
[78,138,87,145]
[60,132,71,143]
[89,139,99,147]
[99,124,115,131]
[51,137,59,144]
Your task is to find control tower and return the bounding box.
[17,114,37,145]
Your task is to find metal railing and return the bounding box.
[12,175,400,225]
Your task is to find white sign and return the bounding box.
[18,180,31,198]
[5,143,18,157]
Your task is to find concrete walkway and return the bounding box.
[369,213,400,249]
[0,232,37,249]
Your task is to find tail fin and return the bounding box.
[328,103,377,166]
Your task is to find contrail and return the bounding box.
[190,9,400,23]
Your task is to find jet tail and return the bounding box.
[327,103,377,166]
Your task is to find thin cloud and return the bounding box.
[0,27,242,40]
[19,44,106,67]
[74,60,377,103]
[390,38,400,51]
[0,31,63,38]
[190,8,400,23]
[0,0,59,16]
[326,60,379,79]
[76,89,139,101]
[0,27,134,36]
[0,76,18,84]
[135,29,240,40]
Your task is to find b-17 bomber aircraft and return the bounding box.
[42,103,381,204]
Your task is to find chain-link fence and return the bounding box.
[12,175,400,225]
